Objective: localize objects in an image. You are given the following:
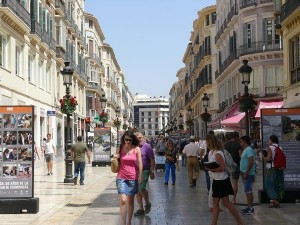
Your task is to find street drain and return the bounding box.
[66,203,92,207]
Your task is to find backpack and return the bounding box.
[273,145,286,170]
[223,149,237,175]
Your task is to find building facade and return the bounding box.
[133,94,169,137]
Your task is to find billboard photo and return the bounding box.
[93,127,112,162]
[261,108,300,189]
[0,106,34,198]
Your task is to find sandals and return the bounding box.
[269,200,280,208]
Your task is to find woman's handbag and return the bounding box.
[111,157,119,173]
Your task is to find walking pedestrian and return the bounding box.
[164,139,179,185]
[71,136,91,185]
[182,136,202,187]
[223,132,243,204]
[179,138,188,167]
[205,134,244,225]
[43,133,56,175]
[113,131,143,225]
[134,132,155,216]
[239,135,256,215]
[264,134,284,208]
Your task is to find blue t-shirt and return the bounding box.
[240,146,255,175]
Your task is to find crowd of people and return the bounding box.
[110,130,284,225]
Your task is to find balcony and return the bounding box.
[215,4,238,43]
[55,0,65,16]
[291,68,300,85]
[0,0,31,28]
[240,0,257,10]
[265,86,283,97]
[56,46,66,61]
[217,50,238,78]
[30,19,42,39]
[281,0,300,22]
[239,40,282,56]
[260,0,273,4]
[89,53,101,66]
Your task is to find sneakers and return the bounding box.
[134,209,145,216]
[242,207,254,215]
[74,177,78,185]
[144,202,151,214]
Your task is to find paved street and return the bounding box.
[0,157,299,225]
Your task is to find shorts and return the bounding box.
[139,170,150,191]
[45,153,54,162]
[232,166,240,180]
[116,178,138,195]
[212,177,234,198]
[242,174,254,194]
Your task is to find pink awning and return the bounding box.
[221,113,245,126]
[255,101,283,118]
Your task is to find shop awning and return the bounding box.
[255,101,283,118]
[209,103,240,128]
[221,112,245,126]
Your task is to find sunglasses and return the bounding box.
[125,138,132,142]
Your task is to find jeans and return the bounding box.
[205,170,211,191]
[165,162,176,183]
[181,154,186,166]
[74,162,86,184]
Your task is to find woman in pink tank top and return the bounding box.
[114,131,142,225]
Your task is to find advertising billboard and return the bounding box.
[261,108,300,189]
[93,127,112,163]
[0,106,34,198]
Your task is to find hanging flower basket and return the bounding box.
[185,119,194,127]
[178,124,184,130]
[122,124,128,130]
[99,111,108,124]
[59,95,78,115]
[200,112,211,122]
[113,118,121,128]
[239,94,257,112]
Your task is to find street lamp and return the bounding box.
[62,61,74,183]
[202,93,210,138]
[115,106,121,148]
[239,59,252,136]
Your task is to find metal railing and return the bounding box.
[291,68,300,85]
[240,0,257,10]
[281,0,300,22]
[56,46,66,60]
[0,0,31,28]
[239,40,282,56]
[30,19,42,38]
[265,86,283,96]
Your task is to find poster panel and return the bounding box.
[0,106,34,198]
[93,127,111,162]
[261,108,300,189]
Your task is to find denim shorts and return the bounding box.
[116,178,138,195]
[242,174,254,194]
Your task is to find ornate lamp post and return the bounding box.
[62,61,74,183]
[201,93,210,138]
[114,106,121,148]
[178,113,184,130]
[187,106,193,136]
[239,59,253,137]
[122,113,128,130]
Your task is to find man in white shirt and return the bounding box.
[43,133,56,175]
[182,136,202,187]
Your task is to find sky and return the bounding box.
[85,0,216,98]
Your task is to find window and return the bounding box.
[148,118,151,122]
[265,67,283,86]
[206,14,210,26]
[263,18,280,44]
[28,55,34,83]
[38,61,43,88]
[148,112,151,116]
[46,66,50,92]
[15,46,22,76]
[0,35,7,68]
[141,112,144,116]
[212,12,216,24]
[249,68,259,91]
[89,20,93,28]
[243,21,256,47]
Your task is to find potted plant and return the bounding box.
[200,112,211,122]
[59,95,78,114]
[239,94,257,112]
[185,119,194,127]
[99,111,109,124]
[122,124,128,130]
